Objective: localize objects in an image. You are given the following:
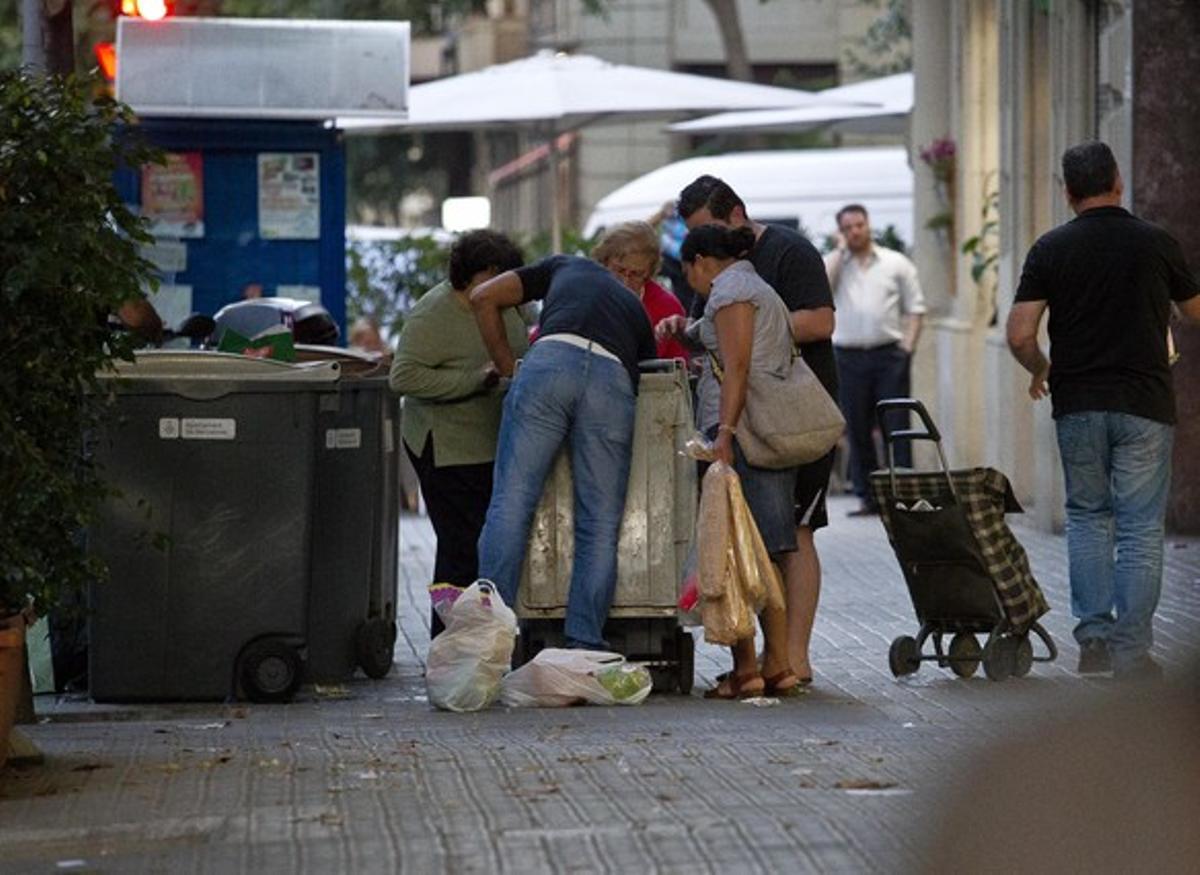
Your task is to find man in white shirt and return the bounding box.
[827,204,926,515]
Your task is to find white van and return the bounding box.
[583,147,913,248]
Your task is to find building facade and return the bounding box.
[910,0,1200,532]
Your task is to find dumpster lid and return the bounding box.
[294,344,389,378]
[100,350,341,382]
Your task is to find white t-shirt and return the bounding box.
[827,245,925,348]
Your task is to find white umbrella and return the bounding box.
[337,51,839,248]
[667,72,912,136]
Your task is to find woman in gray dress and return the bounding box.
[661,223,802,699]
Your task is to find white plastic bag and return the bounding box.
[425,581,517,712]
[500,648,653,708]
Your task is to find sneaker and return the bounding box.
[1113,655,1164,682]
[1077,639,1112,674]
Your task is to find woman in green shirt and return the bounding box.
[389,230,528,636]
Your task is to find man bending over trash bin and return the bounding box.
[470,254,657,650]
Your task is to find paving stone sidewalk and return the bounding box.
[2,497,1198,874]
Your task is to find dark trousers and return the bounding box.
[406,435,495,637]
[835,343,912,506]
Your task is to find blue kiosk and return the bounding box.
[116,119,347,332]
[113,16,411,338]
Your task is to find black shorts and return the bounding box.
[794,448,835,531]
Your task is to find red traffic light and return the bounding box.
[119,0,170,20]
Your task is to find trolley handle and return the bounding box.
[875,398,941,445]
[874,398,958,501]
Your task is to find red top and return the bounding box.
[641,280,690,362]
[527,279,691,363]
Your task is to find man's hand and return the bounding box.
[1006,300,1050,400]
[470,271,525,378]
[481,363,502,390]
[1028,364,1050,400]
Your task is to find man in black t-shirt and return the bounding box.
[676,175,837,686]
[1008,141,1200,681]
[470,255,656,651]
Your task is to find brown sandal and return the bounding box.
[703,671,765,700]
[763,669,803,696]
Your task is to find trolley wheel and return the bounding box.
[676,627,695,695]
[1010,635,1034,678]
[948,633,982,678]
[982,637,1013,682]
[239,639,304,703]
[888,635,921,677]
[355,618,396,680]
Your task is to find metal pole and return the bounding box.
[548,130,563,253]
[21,0,46,71]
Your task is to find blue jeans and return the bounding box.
[835,343,912,506]
[1055,411,1173,668]
[477,340,637,649]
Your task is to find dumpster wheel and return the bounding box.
[356,618,397,680]
[239,639,304,703]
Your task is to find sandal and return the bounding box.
[763,669,804,696]
[703,671,765,700]
[717,668,814,687]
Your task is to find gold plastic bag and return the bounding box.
[696,462,785,645]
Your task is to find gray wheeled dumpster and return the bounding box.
[89,349,400,702]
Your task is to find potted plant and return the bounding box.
[919,136,957,247]
[0,70,160,764]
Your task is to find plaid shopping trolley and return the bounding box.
[868,399,1057,681]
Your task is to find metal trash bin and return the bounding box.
[514,359,697,692]
[89,351,340,702]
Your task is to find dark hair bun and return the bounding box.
[680,222,757,264]
[730,225,756,258]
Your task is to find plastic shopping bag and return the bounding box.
[696,462,785,646]
[676,540,702,627]
[425,581,517,712]
[500,648,653,708]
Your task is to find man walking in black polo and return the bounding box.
[1007,141,1200,680]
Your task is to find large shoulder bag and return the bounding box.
[711,348,845,470]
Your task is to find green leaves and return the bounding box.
[0,70,160,616]
[960,182,1000,287]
